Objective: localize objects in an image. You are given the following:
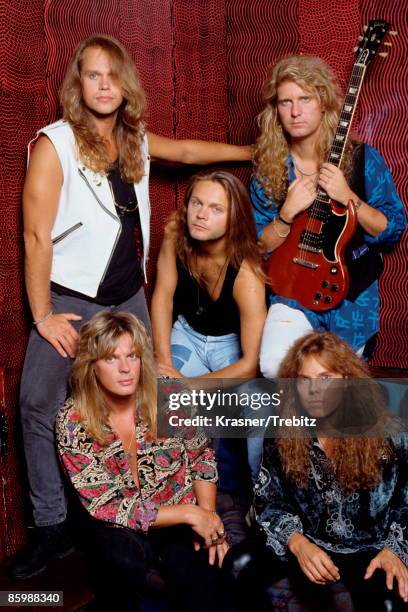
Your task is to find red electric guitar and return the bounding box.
[267,20,392,311]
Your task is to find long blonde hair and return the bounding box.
[255,55,355,202]
[70,312,157,443]
[60,35,146,182]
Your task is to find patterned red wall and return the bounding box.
[0,0,406,558]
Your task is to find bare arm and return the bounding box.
[213,263,267,378]
[193,480,217,511]
[23,136,82,357]
[147,131,252,165]
[192,480,229,566]
[151,219,178,366]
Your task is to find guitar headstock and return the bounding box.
[355,20,393,66]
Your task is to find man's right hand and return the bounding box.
[36,313,82,358]
[280,177,317,223]
[288,532,340,584]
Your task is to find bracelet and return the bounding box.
[33,310,53,326]
[278,213,292,226]
[272,218,290,239]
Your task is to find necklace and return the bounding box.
[110,418,137,460]
[107,177,139,216]
[292,156,319,178]
[195,257,229,317]
[124,426,137,460]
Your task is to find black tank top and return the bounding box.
[173,259,240,336]
[52,163,143,305]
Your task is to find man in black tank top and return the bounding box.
[152,170,266,380]
[152,171,267,547]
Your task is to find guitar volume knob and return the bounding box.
[324,296,333,304]
[331,284,339,292]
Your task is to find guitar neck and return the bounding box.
[313,57,369,207]
[327,58,368,168]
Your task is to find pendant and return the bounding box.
[81,165,104,187]
[196,306,204,316]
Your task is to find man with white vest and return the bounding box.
[11,34,250,578]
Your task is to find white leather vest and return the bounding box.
[28,120,151,297]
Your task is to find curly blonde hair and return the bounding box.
[60,35,146,183]
[255,55,356,202]
[70,312,157,443]
[276,332,393,492]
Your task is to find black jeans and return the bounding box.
[229,541,407,612]
[84,521,236,612]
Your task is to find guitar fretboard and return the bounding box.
[310,55,368,217]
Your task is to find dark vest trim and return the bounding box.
[345,144,384,302]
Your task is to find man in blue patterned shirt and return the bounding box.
[250,55,406,377]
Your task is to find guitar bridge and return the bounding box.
[293,257,319,269]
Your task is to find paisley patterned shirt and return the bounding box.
[250,145,407,350]
[55,400,217,532]
[254,437,408,565]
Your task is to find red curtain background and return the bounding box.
[0,0,406,558]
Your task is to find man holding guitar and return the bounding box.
[251,52,406,377]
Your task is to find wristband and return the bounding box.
[33,310,53,326]
[278,213,292,226]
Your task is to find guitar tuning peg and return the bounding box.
[384,42,392,46]
[389,30,398,36]
[379,52,388,58]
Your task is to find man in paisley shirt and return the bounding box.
[55,311,235,611]
[250,55,406,377]
[251,332,408,610]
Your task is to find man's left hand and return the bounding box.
[364,548,408,603]
[318,163,355,206]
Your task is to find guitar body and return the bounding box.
[267,201,358,311]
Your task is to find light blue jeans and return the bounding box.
[171,316,241,375]
[171,316,253,497]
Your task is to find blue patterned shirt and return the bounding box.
[254,436,408,565]
[250,146,406,349]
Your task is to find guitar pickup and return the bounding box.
[298,243,322,254]
[293,257,319,269]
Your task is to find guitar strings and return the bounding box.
[298,64,364,264]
